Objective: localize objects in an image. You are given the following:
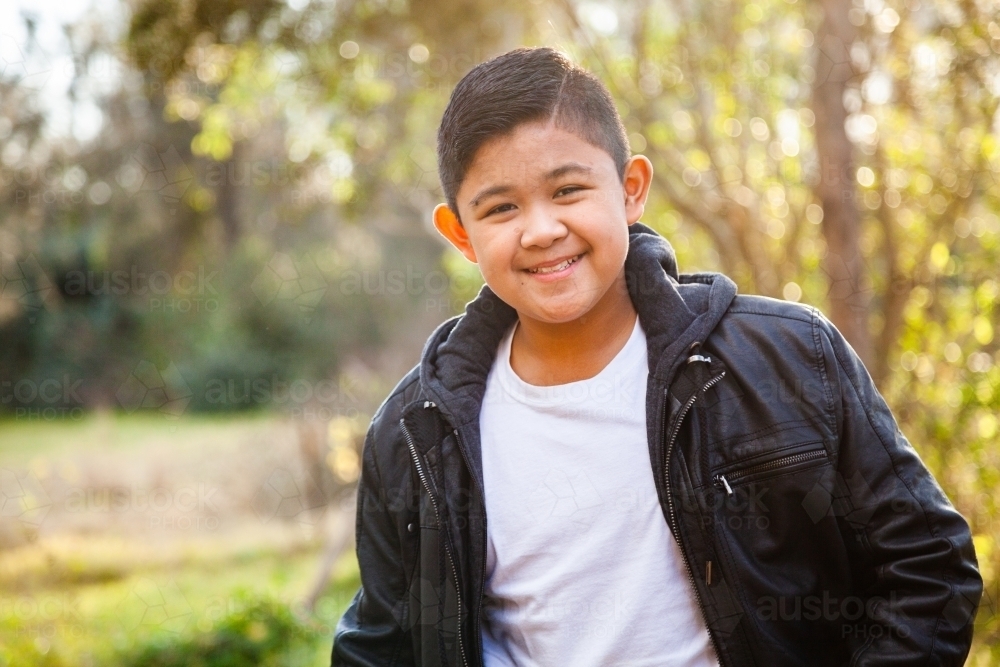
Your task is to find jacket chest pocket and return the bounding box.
[713,442,830,496]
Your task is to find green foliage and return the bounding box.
[1,0,999,659]
[0,638,70,667]
[118,595,312,667]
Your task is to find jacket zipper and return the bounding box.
[400,417,470,667]
[662,371,727,666]
[451,426,487,667]
[714,449,828,495]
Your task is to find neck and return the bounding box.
[509,270,638,386]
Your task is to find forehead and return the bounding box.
[459,121,615,193]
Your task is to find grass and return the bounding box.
[0,412,361,667]
[0,410,274,462]
[1,545,360,665]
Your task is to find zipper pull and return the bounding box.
[423,400,436,408]
[715,474,734,496]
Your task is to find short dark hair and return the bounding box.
[436,46,631,220]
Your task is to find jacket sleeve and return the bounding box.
[817,314,982,665]
[332,413,416,666]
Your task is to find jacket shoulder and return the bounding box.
[725,293,819,324]
[708,294,840,446]
[363,364,425,473]
[372,363,423,423]
[712,294,825,366]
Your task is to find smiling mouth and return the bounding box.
[525,254,584,275]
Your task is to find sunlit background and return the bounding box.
[1,0,999,664]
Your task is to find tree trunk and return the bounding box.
[216,142,243,249]
[811,0,874,370]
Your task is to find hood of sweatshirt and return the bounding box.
[418,221,738,486]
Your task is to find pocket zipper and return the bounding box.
[714,448,828,496]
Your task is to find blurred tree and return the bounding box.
[0,0,998,656]
[813,0,872,367]
[552,0,997,386]
[552,0,1000,655]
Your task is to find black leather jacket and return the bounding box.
[332,223,981,667]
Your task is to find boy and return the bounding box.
[332,47,981,666]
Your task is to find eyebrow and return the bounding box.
[468,162,594,209]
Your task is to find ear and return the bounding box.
[433,203,478,263]
[622,155,653,224]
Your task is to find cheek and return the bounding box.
[595,226,629,263]
[481,263,509,287]
[475,239,515,281]
[594,239,629,283]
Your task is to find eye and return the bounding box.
[555,185,583,197]
[486,203,515,216]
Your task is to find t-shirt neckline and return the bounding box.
[495,315,645,406]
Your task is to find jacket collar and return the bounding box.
[417,222,738,487]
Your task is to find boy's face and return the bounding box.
[434,120,652,326]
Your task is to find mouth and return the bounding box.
[525,253,584,275]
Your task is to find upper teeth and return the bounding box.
[529,255,580,274]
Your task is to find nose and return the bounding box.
[519,203,567,249]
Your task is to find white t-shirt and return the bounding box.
[478,316,719,667]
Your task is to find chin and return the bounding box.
[524,299,595,325]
